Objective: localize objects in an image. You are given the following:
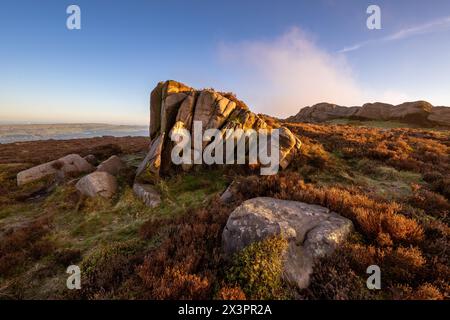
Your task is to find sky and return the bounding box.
[1,0,450,124]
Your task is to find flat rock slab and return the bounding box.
[75,171,117,198]
[222,197,353,289]
[17,154,94,186]
[133,183,161,208]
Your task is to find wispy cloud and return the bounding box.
[218,28,366,117]
[339,15,450,53]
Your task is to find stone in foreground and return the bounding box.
[133,183,161,208]
[222,197,353,289]
[75,171,118,198]
[17,154,94,186]
[96,155,124,176]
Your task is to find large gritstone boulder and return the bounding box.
[136,80,302,182]
[222,197,353,289]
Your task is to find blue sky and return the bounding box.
[1,0,450,124]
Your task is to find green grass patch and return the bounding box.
[154,169,228,217]
[226,236,289,300]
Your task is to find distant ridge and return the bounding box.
[286,101,450,127]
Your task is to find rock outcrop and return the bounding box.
[222,197,353,289]
[428,106,450,127]
[75,171,118,199]
[390,101,433,123]
[136,80,301,182]
[288,103,359,122]
[355,102,394,120]
[17,154,94,186]
[287,100,450,127]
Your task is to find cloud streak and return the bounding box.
[339,16,450,53]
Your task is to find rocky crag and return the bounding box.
[135,80,302,182]
[287,101,450,127]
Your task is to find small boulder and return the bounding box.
[17,154,94,186]
[133,183,161,208]
[83,154,98,165]
[222,197,353,289]
[219,181,241,203]
[96,155,124,176]
[75,171,117,198]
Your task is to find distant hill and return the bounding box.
[286,101,450,127]
[0,123,148,144]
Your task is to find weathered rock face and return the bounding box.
[96,155,124,176]
[355,102,394,120]
[135,132,165,178]
[222,197,353,289]
[287,103,359,122]
[390,101,433,124]
[428,106,450,126]
[149,81,193,140]
[75,171,117,198]
[17,154,94,186]
[288,100,450,127]
[136,80,301,181]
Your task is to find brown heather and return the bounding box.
[0,121,448,299]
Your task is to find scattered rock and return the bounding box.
[83,154,98,165]
[222,197,353,289]
[17,154,94,186]
[133,183,161,208]
[220,181,239,203]
[75,171,117,198]
[96,155,124,175]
